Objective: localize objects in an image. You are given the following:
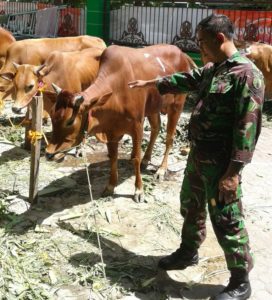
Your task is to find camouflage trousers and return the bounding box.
[179,146,253,273]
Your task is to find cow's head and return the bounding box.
[0,63,46,114]
[45,85,84,162]
[45,83,112,162]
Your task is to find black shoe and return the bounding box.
[211,280,251,300]
[158,246,199,270]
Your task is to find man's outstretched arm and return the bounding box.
[128,78,159,89]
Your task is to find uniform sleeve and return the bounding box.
[231,69,265,164]
[156,67,204,95]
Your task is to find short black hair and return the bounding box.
[196,14,235,40]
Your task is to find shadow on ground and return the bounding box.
[1,155,155,235]
[63,222,224,300]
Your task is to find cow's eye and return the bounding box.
[26,84,34,92]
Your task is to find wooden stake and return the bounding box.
[29,94,43,204]
[24,106,32,150]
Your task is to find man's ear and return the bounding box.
[0,72,15,82]
[216,32,225,44]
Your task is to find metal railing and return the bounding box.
[108,0,272,51]
[0,1,86,38]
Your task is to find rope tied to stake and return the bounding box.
[28,130,43,145]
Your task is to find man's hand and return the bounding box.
[128,79,158,89]
[218,174,239,204]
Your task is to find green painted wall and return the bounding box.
[86,1,202,66]
[87,0,109,40]
[187,52,203,67]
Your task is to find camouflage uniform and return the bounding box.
[157,52,264,273]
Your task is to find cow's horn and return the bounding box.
[13,62,20,69]
[34,64,46,75]
[51,83,62,95]
[74,95,84,107]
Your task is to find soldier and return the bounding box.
[129,14,264,300]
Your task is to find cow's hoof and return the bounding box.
[180,147,190,156]
[154,168,166,182]
[140,159,149,171]
[75,147,82,158]
[102,185,115,197]
[134,189,145,203]
[141,157,150,166]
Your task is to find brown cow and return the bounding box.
[244,43,272,99]
[0,35,106,101]
[46,44,196,202]
[234,40,272,99]
[7,47,105,115]
[0,27,15,69]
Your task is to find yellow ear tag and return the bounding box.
[38,81,46,93]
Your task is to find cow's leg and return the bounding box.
[155,94,186,181]
[141,113,161,169]
[131,122,144,203]
[102,141,119,197]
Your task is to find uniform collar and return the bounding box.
[214,51,241,71]
[226,51,241,63]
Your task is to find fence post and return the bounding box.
[86,0,109,42]
[24,106,32,150]
[29,95,43,204]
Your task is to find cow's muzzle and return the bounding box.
[45,151,55,160]
[45,150,66,162]
[12,106,22,114]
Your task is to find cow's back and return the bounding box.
[2,35,106,73]
[99,44,191,87]
[0,27,15,68]
[95,44,192,116]
[43,47,103,93]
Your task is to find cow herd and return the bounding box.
[0,27,270,202]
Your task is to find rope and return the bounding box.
[81,131,107,280]
[6,89,49,145]
[8,116,30,128]
[28,130,43,145]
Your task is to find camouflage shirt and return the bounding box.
[157,52,264,164]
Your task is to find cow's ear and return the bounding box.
[0,72,15,82]
[94,91,112,107]
[33,64,46,76]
